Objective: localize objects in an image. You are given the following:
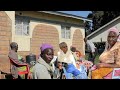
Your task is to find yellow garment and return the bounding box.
[91,42,120,79]
[91,68,113,79]
[99,42,120,65]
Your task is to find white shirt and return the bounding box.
[57,50,76,67]
[86,40,96,53]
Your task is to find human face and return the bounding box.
[42,48,54,64]
[60,45,68,54]
[15,44,18,52]
[57,62,63,70]
[16,44,18,51]
[107,31,118,47]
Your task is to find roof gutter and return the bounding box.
[87,16,120,38]
[38,11,92,22]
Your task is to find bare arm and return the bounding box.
[97,63,120,68]
[8,51,27,65]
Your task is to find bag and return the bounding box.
[66,64,80,76]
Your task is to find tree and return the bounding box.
[85,11,120,36]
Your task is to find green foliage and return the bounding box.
[85,11,120,36]
[85,54,100,65]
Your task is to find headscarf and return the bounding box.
[108,27,119,36]
[40,43,53,52]
[105,27,120,51]
[117,35,120,42]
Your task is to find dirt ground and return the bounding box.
[0,55,10,79]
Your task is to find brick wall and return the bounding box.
[17,51,30,60]
[72,29,84,54]
[0,11,12,56]
[0,11,12,78]
[31,24,59,56]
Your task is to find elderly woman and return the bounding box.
[91,27,120,79]
[32,43,54,79]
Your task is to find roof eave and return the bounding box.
[87,16,120,38]
[37,11,92,22]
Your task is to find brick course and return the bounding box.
[72,29,84,54]
[31,24,59,56]
[0,11,12,78]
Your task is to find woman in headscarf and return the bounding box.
[32,43,54,79]
[91,27,120,79]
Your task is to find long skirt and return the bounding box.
[90,65,120,79]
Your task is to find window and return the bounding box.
[61,26,71,39]
[15,16,30,36]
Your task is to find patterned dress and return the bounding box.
[91,42,120,79]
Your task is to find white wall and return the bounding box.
[30,21,85,51]
[5,11,15,42]
[6,11,85,52]
[90,20,120,42]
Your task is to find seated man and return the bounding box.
[8,42,29,79]
[57,42,76,67]
[57,42,85,79]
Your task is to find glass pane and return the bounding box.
[15,23,22,35]
[61,26,65,38]
[66,26,70,30]
[61,30,65,38]
[66,30,70,39]
[61,26,65,30]
[15,16,29,36]
[23,25,29,35]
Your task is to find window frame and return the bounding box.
[15,15,30,36]
[61,25,71,39]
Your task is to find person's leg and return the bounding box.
[88,52,94,64]
[93,49,98,64]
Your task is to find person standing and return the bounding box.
[84,37,97,64]
[32,43,54,79]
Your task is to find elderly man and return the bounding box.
[8,42,28,79]
[57,42,84,79]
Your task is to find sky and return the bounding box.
[58,11,92,18]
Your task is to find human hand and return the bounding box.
[96,63,105,68]
[27,72,33,79]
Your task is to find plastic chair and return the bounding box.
[9,58,30,79]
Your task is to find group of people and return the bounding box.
[7,26,120,79]
[8,41,92,79]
